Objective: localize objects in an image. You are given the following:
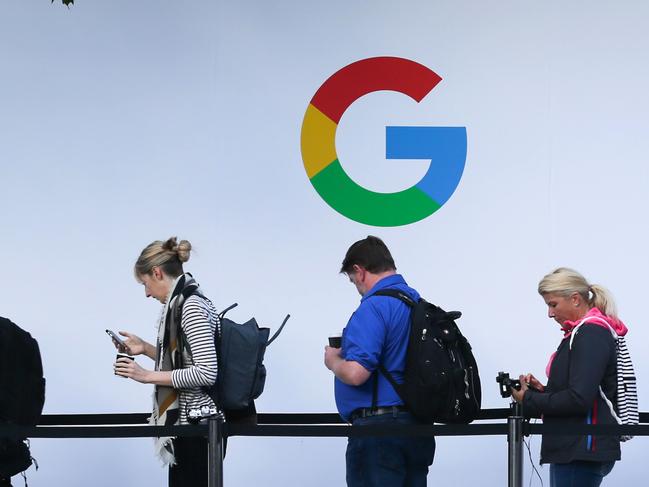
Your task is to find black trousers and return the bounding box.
[168,436,208,487]
[167,404,257,487]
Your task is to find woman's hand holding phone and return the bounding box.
[115,331,146,356]
[106,329,129,353]
[107,329,156,360]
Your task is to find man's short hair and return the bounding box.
[340,236,397,274]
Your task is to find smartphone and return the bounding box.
[106,329,127,349]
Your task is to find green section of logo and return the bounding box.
[310,160,441,227]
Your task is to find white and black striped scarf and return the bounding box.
[150,273,199,465]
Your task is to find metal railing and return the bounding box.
[3,407,649,487]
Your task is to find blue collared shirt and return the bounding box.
[334,274,419,421]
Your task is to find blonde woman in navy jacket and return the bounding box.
[512,268,628,487]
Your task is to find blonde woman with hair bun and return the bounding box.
[510,268,630,487]
[113,237,220,487]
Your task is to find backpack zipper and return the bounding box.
[463,369,471,399]
[469,366,480,408]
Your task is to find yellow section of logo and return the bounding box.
[300,104,338,179]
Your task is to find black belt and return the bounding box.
[350,406,408,422]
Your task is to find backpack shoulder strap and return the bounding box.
[177,289,212,364]
[569,316,618,350]
[367,288,415,403]
[372,288,417,307]
[372,289,462,321]
[568,316,629,431]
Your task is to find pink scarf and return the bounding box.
[545,307,628,377]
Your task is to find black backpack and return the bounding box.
[212,304,289,411]
[372,289,481,424]
[0,317,46,479]
[179,299,289,413]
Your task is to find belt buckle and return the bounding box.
[362,407,377,419]
[353,406,394,421]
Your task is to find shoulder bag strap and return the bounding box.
[368,288,415,402]
[569,316,617,350]
[568,316,623,425]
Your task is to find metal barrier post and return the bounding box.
[208,416,224,487]
[507,402,524,487]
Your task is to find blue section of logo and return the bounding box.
[385,126,467,205]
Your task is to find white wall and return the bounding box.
[1,1,648,485]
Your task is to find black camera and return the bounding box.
[496,371,521,398]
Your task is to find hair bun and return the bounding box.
[162,237,178,252]
[176,239,192,263]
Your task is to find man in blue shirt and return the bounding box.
[324,236,436,487]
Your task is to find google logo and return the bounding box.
[300,56,467,227]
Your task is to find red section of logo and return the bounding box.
[309,56,443,124]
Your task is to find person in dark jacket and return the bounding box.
[511,267,627,487]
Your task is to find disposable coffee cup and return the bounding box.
[328,333,342,348]
[115,352,134,377]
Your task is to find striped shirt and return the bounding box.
[171,294,219,424]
